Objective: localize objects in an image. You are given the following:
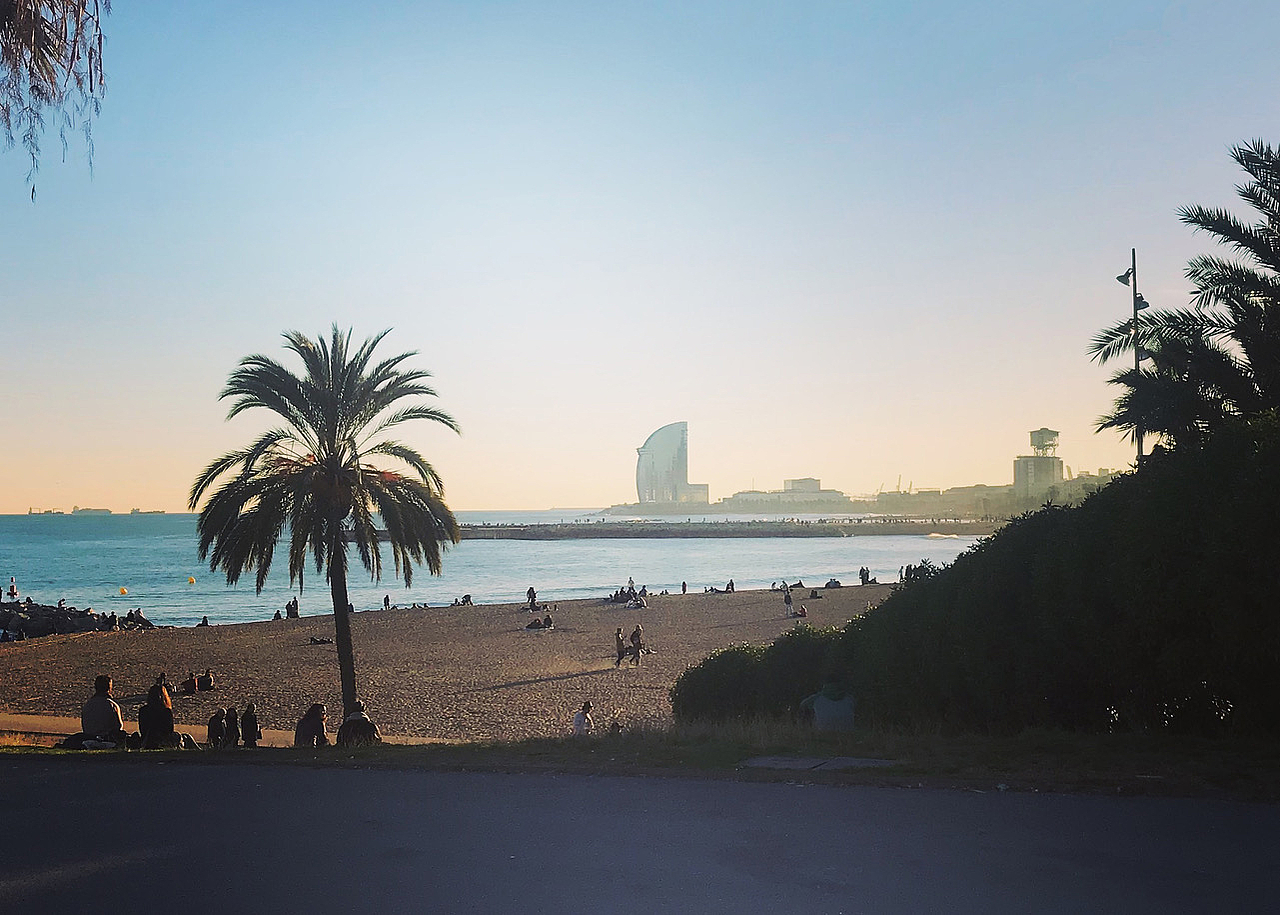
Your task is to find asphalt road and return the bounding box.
[1,757,1275,914]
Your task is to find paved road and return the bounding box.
[1,757,1275,914]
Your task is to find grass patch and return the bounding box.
[4,721,1278,800]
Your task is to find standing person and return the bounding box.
[526,586,537,610]
[681,581,687,595]
[383,594,390,611]
[726,579,735,593]
[6,576,17,602]
[294,703,329,748]
[241,702,262,748]
[614,627,627,667]
[629,624,644,666]
[783,588,793,616]
[573,701,594,736]
[224,706,241,748]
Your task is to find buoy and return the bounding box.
[187,577,196,585]
[119,587,128,595]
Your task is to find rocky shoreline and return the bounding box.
[0,601,157,639]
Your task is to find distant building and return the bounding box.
[1013,427,1064,502]
[719,478,854,510]
[783,478,821,493]
[635,422,709,504]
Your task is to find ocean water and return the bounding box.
[0,512,979,627]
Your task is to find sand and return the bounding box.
[0,584,895,742]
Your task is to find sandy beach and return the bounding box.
[0,584,894,742]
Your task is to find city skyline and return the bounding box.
[4,2,1277,513]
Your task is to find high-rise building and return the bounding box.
[635,422,708,503]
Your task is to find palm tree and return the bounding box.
[1091,139,1280,449]
[189,326,460,721]
[1,1,110,193]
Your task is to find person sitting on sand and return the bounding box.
[294,703,330,748]
[134,608,155,630]
[541,613,554,630]
[460,594,472,606]
[138,683,179,749]
[196,616,210,627]
[792,604,808,619]
[207,708,226,748]
[81,674,128,744]
[525,617,544,630]
[180,671,197,695]
[196,668,214,691]
[614,627,627,667]
[241,702,263,748]
[573,701,593,736]
[273,608,283,621]
[224,706,241,748]
[336,700,382,747]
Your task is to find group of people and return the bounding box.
[206,702,263,748]
[71,671,382,751]
[177,669,216,693]
[613,624,646,666]
[293,700,382,748]
[858,567,878,585]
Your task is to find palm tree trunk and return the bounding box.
[328,558,359,718]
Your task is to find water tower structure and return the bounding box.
[1014,427,1064,502]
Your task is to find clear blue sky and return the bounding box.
[3,1,1278,511]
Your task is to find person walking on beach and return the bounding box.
[614,627,627,667]
[783,588,793,616]
[527,586,537,610]
[681,581,687,595]
[241,702,262,748]
[629,625,644,666]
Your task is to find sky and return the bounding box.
[3,1,1279,512]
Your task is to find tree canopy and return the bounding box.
[189,326,461,718]
[1,1,109,195]
[1091,140,1280,450]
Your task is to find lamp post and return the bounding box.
[1116,248,1150,465]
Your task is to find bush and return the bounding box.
[670,644,767,723]
[671,627,842,723]
[831,417,1280,736]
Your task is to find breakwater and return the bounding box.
[457,519,1000,540]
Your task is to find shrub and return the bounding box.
[670,644,767,723]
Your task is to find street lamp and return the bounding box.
[1116,248,1149,465]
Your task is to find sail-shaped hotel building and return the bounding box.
[635,422,709,504]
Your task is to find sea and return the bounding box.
[0,511,980,627]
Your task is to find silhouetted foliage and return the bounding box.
[675,418,1280,736]
[189,326,460,719]
[1092,140,1280,447]
[1,1,110,196]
